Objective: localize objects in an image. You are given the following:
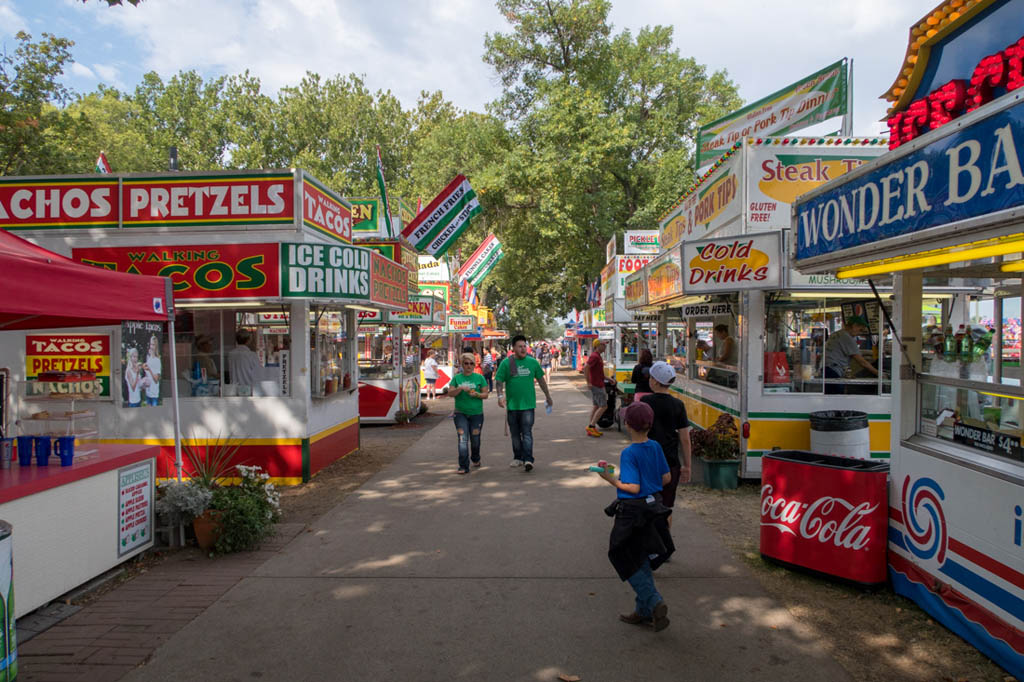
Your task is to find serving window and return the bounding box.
[762,293,892,395]
[688,294,739,389]
[310,308,350,398]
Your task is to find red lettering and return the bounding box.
[967,52,1006,112]
[900,98,930,146]
[927,79,967,128]
[1006,36,1024,92]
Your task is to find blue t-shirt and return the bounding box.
[617,440,670,499]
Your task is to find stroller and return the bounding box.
[596,377,620,429]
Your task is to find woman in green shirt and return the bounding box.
[449,352,489,474]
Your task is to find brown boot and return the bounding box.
[619,611,652,626]
[651,601,670,632]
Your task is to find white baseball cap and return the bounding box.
[649,361,676,385]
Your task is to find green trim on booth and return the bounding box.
[301,438,311,482]
[669,385,741,416]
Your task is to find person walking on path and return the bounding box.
[539,343,553,383]
[448,352,489,474]
[481,347,496,391]
[585,341,609,437]
[423,349,440,400]
[596,400,673,632]
[495,334,553,472]
[640,361,691,527]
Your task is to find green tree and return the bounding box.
[0,32,78,175]
[481,0,742,314]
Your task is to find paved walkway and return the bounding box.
[23,372,852,682]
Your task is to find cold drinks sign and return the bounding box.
[682,232,782,293]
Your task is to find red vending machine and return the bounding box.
[760,450,889,585]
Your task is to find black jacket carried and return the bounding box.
[605,495,675,581]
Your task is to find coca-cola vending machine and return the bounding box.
[760,450,889,585]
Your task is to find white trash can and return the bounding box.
[809,410,870,460]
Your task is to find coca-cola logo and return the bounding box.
[760,485,878,551]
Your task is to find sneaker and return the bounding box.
[651,601,669,632]
[472,461,482,468]
[509,459,523,468]
[524,461,534,472]
[586,426,601,438]
[456,469,469,475]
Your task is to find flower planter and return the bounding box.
[701,457,740,490]
[192,509,222,551]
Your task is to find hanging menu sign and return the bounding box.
[118,460,153,557]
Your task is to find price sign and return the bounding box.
[953,421,1023,461]
[118,461,153,557]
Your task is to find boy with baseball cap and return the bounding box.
[595,400,673,632]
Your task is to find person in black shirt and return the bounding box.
[630,348,653,395]
[640,361,691,526]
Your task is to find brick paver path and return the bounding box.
[18,523,304,682]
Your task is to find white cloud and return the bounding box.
[0,0,28,39]
[70,61,96,79]
[93,62,121,86]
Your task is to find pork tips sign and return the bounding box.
[682,232,782,293]
[74,244,280,300]
[26,334,111,397]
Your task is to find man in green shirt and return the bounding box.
[495,335,554,472]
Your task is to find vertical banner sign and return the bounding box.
[25,334,111,397]
[279,350,291,397]
[696,60,848,168]
[74,244,280,300]
[402,175,483,257]
[302,176,352,244]
[121,321,165,408]
[118,460,153,557]
[458,235,500,282]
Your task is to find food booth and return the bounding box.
[417,258,455,393]
[599,244,657,383]
[0,229,168,620]
[0,169,409,485]
[793,1,1024,674]
[636,137,904,477]
[357,294,442,422]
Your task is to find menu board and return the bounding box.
[118,460,153,557]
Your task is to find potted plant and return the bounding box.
[182,434,242,550]
[691,414,741,490]
[208,464,281,554]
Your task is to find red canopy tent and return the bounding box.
[0,229,171,330]
[0,229,183,476]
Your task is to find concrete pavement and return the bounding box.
[123,372,852,682]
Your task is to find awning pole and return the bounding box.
[167,316,183,481]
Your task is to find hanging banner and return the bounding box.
[646,248,683,304]
[660,152,742,250]
[25,334,111,397]
[623,230,660,254]
[696,60,848,168]
[468,247,503,287]
[74,243,280,300]
[682,232,783,293]
[458,234,501,282]
[402,175,483,257]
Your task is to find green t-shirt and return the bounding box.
[451,372,488,415]
[495,355,543,410]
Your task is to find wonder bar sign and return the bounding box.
[796,97,1024,262]
[683,232,782,293]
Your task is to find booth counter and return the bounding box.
[792,4,1024,673]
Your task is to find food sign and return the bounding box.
[616,255,653,293]
[445,314,475,333]
[370,252,409,309]
[388,295,435,324]
[121,174,294,228]
[417,255,450,282]
[659,153,742,250]
[280,242,371,301]
[646,248,683,304]
[118,460,153,557]
[623,271,647,309]
[682,232,782,293]
[0,178,119,230]
[74,244,280,300]
[350,199,379,233]
[624,230,659,254]
[302,177,352,243]
[25,334,111,397]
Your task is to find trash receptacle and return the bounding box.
[0,520,16,679]
[809,410,870,460]
[760,450,888,585]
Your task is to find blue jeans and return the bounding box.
[506,408,535,463]
[626,559,662,618]
[145,396,160,406]
[453,412,484,471]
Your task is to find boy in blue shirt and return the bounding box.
[597,400,673,632]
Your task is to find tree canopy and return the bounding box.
[1,2,742,333]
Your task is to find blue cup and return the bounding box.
[33,436,51,466]
[54,436,75,467]
[16,436,33,466]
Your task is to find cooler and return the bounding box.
[760,450,889,585]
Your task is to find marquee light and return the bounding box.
[836,236,1024,279]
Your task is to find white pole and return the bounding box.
[167,316,183,481]
[842,57,854,137]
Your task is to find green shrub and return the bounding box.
[209,465,281,555]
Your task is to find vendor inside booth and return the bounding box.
[1,169,409,486]
[793,5,1024,673]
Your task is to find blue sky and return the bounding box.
[3,0,926,136]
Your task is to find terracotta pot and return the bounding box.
[192,509,222,551]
